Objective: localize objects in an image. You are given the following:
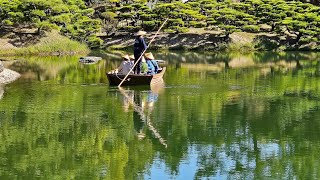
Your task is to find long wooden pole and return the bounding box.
[118,18,169,87]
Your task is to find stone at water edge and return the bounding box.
[0,61,21,84]
[0,61,4,72]
[79,56,102,63]
[0,85,4,100]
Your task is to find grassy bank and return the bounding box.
[0,31,89,56]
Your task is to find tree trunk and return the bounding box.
[295,32,302,44]
[37,27,41,35]
[271,22,276,32]
[224,33,230,41]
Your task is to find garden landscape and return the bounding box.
[1,0,320,179]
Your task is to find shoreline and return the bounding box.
[1,31,320,57]
[102,31,320,52]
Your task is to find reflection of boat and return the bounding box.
[107,67,166,86]
[116,82,167,148]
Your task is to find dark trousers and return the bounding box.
[134,52,142,74]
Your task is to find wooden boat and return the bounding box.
[107,67,166,86]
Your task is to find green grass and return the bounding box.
[107,45,130,50]
[227,42,256,52]
[0,31,89,56]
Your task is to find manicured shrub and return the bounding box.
[164,29,176,33]
[169,26,189,33]
[168,19,185,27]
[142,21,157,31]
[119,26,140,32]
[188,21,206,28]
[87,35,103,48]
[242,25,260,33]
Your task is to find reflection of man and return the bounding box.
[133,90,160,140]
[134,110,146,140]
[141,91,158,114]
[133,90,146,140]
[121,90,134,112]
[118,82,165,141]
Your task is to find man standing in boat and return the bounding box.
[133,31,147,74]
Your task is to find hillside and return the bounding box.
[0,0,319,53]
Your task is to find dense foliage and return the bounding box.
[1,0,320,49]
[0,0,102,47]
[90,0,320,48]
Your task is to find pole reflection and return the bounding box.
[118,81,167,148]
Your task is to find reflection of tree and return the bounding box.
[0,82,156,179]
[6,56,110,83]
[2,52,320,178]
[152,57,320,178]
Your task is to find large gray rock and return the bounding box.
[0,85,4,100]
[0,61,4,73]
[79,56,102,64]
[0,61,21,84]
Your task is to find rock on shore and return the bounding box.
[0,61,21,84]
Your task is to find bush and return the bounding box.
[168,18,184,27]
[119,26,140,32]
[188,21,206,28]
[164,26,189,33]
[177,27,189,33]
[168,26,189,33]
[254,36,280,51]
[101,12,117,21]
[164,29,176,33]
[87,35,103,48]
[235,20,247,26]
[142,21,157,31]
[242,25,260,33]
[300,37,318,44]
[206,21,216,26]
[139,13,152,21]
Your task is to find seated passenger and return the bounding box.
[140,57,148,74]
[129,55,135,61]
[118,55,134,74]
[144,52,159,75]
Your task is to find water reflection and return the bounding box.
[5,56,109,83]
[117,81,167,148]
[1,51,320,179]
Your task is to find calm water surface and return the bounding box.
[1,51,320,179]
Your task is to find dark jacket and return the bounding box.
[134,37,147,55]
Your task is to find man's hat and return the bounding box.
[134,30,147,36]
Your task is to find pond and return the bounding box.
[1,51,320,179]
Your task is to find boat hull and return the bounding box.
[107,67,166,86]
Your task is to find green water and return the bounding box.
[1,51,320,179]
